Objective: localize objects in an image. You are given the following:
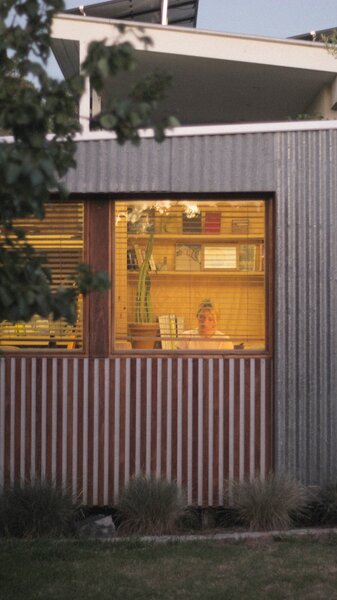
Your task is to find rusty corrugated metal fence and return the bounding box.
[0,356,272,506]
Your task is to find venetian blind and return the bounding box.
[114,199,266,351]
[0,202,84,350]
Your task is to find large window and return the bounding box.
[115,199,268,351]
[0,202,84,350]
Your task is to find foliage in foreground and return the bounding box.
[230,474,308,531]
[0,480,78,537]
[0,0,174,324]
[117,476,185,535]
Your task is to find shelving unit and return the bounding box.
[127,236,265,276]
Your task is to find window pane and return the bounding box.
[115,199,266,351]
[0,202,84,350]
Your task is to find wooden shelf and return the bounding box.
[127,233,264,242]
[127,270,264,277]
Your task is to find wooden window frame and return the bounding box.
[110,195,274,357]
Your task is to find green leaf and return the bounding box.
[99,114,117,129]
[0,1,174,324]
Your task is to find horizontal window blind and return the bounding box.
[0,202,84,350]
[114,199,266,351]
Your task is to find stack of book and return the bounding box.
[127,244,156,271]
[158,314,184,349]
[204,212,221,233]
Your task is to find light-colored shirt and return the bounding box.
[177,330,234,350]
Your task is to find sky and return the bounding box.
[63,0,337,39]
[197,0,337,38]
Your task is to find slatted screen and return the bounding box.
[0,202,84,350]
[114,199,266,351]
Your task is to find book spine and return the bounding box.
[134,244,144,267]
[204,212,221,234]
[169,314,177,349]
[260,241,264,272]
[158,315,171,350]
[149,253,156,271]
[176,316,184,339]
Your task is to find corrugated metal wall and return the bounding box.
[65,133,275,193]
[274,130,337,484]
[66,128,337,485]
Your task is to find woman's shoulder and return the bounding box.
[215,331,230,338]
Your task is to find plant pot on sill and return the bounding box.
[128,322,159,349]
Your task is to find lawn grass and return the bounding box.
[1,535,337,599]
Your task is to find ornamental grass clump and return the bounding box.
[317,482,337,525]
[117,476,185,535]
[0,480,78,538]
[230,474,308,531]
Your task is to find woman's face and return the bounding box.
[197,309,216,337]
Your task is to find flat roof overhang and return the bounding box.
[51,15,337,125]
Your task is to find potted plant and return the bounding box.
[129,234,158,349]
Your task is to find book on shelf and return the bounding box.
[204,212,221,234]
[204,245,237,269]
[169,314,176,344]
[149,253,157,271]
[158,315,174,349]
[259,241,264,272]
[127,248,138,270]
[239,244,257,271]
[176,316,184,338]
[133,243,156,271]
[158,314,184,349]
[182,212,202,233]
[231,218,249,234]
[175,243,202,271]
[134,244,144,267]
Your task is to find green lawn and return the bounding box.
[1,535,337,599]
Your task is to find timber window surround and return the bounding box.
[0,202,84,350]
[114,198,269,352]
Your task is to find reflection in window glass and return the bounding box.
[115,199,266,351]
[0,202,84,350]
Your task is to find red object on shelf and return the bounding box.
[204,212,221,233]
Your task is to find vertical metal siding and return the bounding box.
[0,356,272,506]
[275,129,337,484]
[65,139,172,193]
[170,133,275,192]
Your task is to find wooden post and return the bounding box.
[86,200,111,356]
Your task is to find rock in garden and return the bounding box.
[78,514,116,539]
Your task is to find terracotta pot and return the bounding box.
[128,322,159,349]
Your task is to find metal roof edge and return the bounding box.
[72,120,337,141]
[2,120,337,146]
[53,12,327,49]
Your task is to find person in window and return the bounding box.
[177,299,234,350]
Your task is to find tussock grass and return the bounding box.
[117,476,185,535]
[230,475,308,531]
[318,482,337,525]
[0,480,78,538]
